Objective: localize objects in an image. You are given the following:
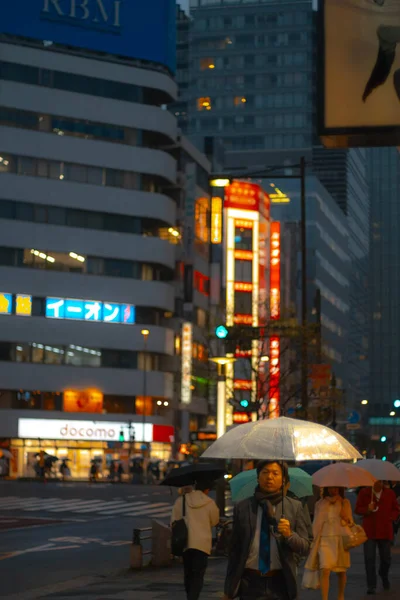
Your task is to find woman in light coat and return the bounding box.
[304,487,353,600]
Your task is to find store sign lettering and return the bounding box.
[41,0,123,31]
[18,418,152,442]
[45,297,135,324]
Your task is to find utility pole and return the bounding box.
[300,157,308,419]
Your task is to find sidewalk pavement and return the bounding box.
[33,546,400,600]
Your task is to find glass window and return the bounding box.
[0,199,15,219]
[105,169,124,187]
[44,345,64,365]
[199,58,216,70]
[17,157,36,176]
[31,343,44,363]
[86,211,104,230]
[15,344,30,363]
[87,166,103,185]
[65,345,101,367]
[48,161,61,180]
[47,206,66,225]
[197,97,212,111]
[67,210,87,228]
[15,202,34,221]
[104,258,134,278]
[0,247,16,266]
[0,342,11,361]
[87,257,104,275]
[65,163,87,183]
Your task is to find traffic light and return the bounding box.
[240,399,249,408]
[380,435,387,443]
[215,325,229,339]
[394,399,400,409]
[119,429,125,442]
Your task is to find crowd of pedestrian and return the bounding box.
[171,460,400,600]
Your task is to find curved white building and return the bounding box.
[0,24,179,476]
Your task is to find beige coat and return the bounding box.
[171,490,220,555]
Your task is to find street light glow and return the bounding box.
[390,411,396,416]
[141,329,150,337]
[361,399,368,405]
[210,178,231,188]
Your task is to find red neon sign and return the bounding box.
[269,222,281,419]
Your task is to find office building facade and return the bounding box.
[0,3,181,476]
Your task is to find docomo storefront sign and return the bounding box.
[18,419,152,442]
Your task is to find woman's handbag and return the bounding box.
[302,569,320,590]
[171,495,188,556]
[342,523,368,550]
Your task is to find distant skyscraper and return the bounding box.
[182,0,370,410]
[368,148,400,418]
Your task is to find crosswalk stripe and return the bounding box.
[123,506,173,517]
[46,500,111,513]
[106,502,171,517]
[95,502,156,515]
[71,501,135,514]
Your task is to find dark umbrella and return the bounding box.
[160,463,225,488]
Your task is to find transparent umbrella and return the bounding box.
[202,417,362,462]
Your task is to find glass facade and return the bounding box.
[368,148,400,417]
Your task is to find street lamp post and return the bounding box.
[141,329,150,457]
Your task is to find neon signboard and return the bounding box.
[269,222,281,419]
[181,322,193,405]
[45,297,135,324]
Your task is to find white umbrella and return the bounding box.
[312,463,376,488]
[354,458,400,482]
[202,417,361,461]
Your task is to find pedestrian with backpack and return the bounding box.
[171,480,220,600]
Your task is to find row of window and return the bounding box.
[192,113,309,132]
[197,52,308,70]
[0,247,173,281]
[0,106,168,149]
[0,389,171,415]
[195,31,309,51]
[0,61,167,106]
[192,10,311,30]
[316,279,350,314]
[196,92,308,111]
[0,198,169,236]
[0,153,164,193]
[197,72,309,91]
[221,133,308,151]
[0,342,161,370]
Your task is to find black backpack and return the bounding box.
[171,495,188,556]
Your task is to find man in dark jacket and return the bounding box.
[355,480,400,594]
[223,460,313,600]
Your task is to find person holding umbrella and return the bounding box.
[223,460,312,600]
[355,479,400,594]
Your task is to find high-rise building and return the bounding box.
[270,177,350,410]
[368,148,400,422]
[182,0,370,414]
[187,0,314,168]
[312,147,370,412]
[0,2,184,476]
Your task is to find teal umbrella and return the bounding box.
[229,467,313,503]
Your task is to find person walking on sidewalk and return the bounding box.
[355,479,400,595]
[171,480,220,600]
[304,487,353,600]
[223,460,312,600]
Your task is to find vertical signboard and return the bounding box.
[181,322,193,405]
[319,0,400,147]
[269,222,281,419]
[211,197,223,244]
